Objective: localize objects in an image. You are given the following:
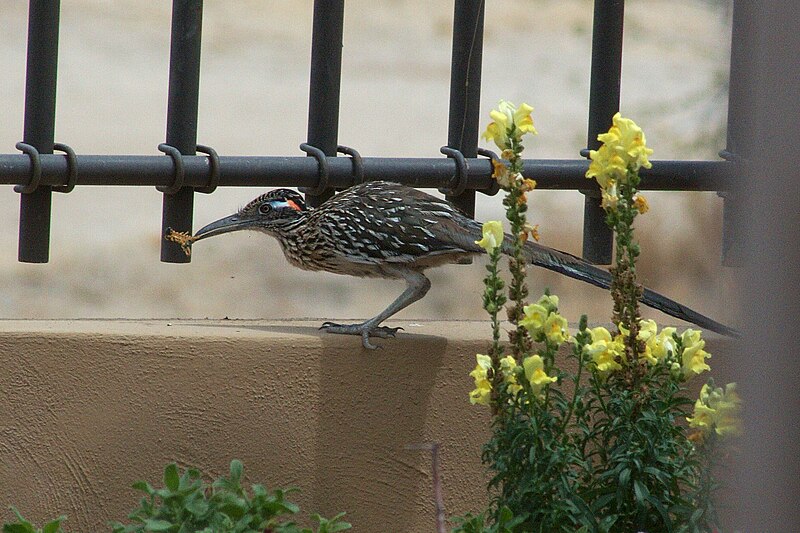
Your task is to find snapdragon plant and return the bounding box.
[458,103,739,533]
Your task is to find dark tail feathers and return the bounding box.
[503,238,739,337]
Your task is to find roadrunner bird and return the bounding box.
[191,180,735,348]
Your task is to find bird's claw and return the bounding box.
[319,321,403,349]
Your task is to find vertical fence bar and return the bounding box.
[160,0,204,263]
[718,2,749,267]
[581,0,624,264]
[18,0,61,263]
[445,0,484,218]
[304,0,345,207]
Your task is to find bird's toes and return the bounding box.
[371,326,403,338]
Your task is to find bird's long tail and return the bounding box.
[500,238,739,337]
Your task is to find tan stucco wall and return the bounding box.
[0,320,735,532]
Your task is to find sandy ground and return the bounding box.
[0,0,737,326]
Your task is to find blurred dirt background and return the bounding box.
[0,0,737,327]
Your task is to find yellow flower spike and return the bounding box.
[519,303,548,336]
[475,220,504,253]
[523,354,557,397]
[544,313,569,345]
[681,329,711,378]
[585,113,653,190]
[520,178,537,192]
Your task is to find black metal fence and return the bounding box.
[2,0,741,266]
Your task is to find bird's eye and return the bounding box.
[258,202,272,215]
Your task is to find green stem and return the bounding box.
[559,339,585,435]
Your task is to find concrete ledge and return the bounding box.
[0,319,735,532]
[0,319,495,532]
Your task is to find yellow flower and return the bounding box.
[633,194,649,214]
[609,113,653,172]
[499,355,522,396]
[519,303,548,336]
[523,354,557,397]
[687,382,742,437]
[712,383,742,436]
[585,113,653,189]
[600,180,620,211]
[584,326,624,374]
[469,383,491,406]
[475,220,504,253]
[469,354,493,406]
[521,223,540,243]
[686,400,716,432]
[636,319,659,364]
[482,100,537,150]
[681,329,711,378]
[649,326,677,362]
[491,159,513,189]
[544,312,569,345]
[587,147,627,188]
[536,293,559,312]
[499,355,517,380]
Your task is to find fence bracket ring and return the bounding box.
[52,142,77,193]
[156,143,185,195]
[14,142,42,194]
[298,143,330,196]
[477,147,501,197]
[439,146,468,197]
[337,144,365,185]
[195,144,220,194]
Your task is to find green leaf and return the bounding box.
[4,507,35,533]
[41,517,66,533]
[229,460,243,482]
[163,464,180,493]
[633,479,650,505]
[645,494,673,532]
[132,481,156,495]
[144,519,174,532]
[183,495,209,517]
[2,526,33,533]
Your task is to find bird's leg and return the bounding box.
[320,270,431,349]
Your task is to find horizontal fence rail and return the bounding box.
[0,153,737,191]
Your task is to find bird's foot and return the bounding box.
[319,321,404,350]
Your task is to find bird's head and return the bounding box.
[193,188,307,241]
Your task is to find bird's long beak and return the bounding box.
[193,214,251,241]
